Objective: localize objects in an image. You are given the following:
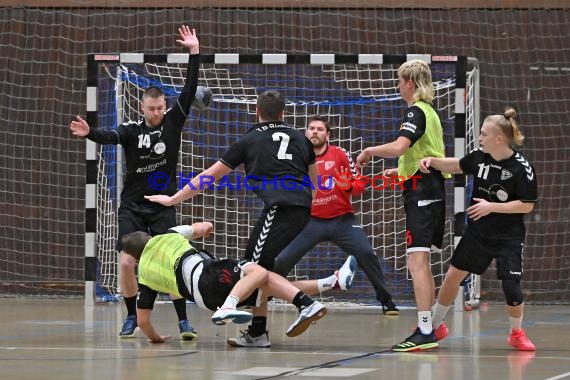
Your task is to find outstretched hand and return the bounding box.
[176,25,199,54]
[69,116,90,137]
[145,194,176,207]
[333,166,352,190]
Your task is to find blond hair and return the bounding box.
[397,60,434,104]
[484,107,525,146]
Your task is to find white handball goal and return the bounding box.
[86,54,479,307]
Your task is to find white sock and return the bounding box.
[317,274,337,292]
[432,302,451,329]
[509,315,523,331]
[418,311,432,334]
[221,295,240,310]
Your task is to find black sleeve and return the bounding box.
[136,283,158,310]
[398,106,426,147]
[86,123,130,145]
[86,128,120,145]
[175,54,200,117]
[220,138,247,169]
[514,161,538,202]
[459,149,483,175]
[305,136,316,165]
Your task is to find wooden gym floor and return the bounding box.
[1,299,569,380]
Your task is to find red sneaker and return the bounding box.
[508,329,536,351]
[434,322,449,341]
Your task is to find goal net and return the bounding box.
[92,54,479,306]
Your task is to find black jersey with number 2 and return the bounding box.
[220,121,316,208]
[459,148,537,240]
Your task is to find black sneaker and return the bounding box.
[382,299,399,316]
[392,327,438,352]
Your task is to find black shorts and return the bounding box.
[450,230,524,280]
[403,170,445,252]
[116,202,176,251]
[197,259,259,311]
[244,205,311,270]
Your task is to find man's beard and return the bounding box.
[312,138,326,149]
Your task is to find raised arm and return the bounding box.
[175,25,200,115]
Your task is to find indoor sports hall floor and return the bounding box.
[1,298,569,380]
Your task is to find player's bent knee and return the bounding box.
[244,263,269,280]
[502,279,524,306]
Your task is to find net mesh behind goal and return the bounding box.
[95,55,477,305]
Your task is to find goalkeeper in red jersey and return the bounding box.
[273,116,399,315]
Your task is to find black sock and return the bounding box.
[292,291,313,311]
[173,298,188,321]
[124,295,137,317]
[248,316,267,337]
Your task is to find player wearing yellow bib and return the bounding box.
[122,223,338,345]
[356,60,449,351]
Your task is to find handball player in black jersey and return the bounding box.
[70,25,203,339]
[420,107,538,351]
[145,89,320,347]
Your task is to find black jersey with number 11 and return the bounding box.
[459,149,537,240]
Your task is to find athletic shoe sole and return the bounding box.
[212,310,253,326]
[286,306,327,337]
[119,326,139,339]
[392,341,439,352]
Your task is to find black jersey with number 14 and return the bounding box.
[86,54,200,205]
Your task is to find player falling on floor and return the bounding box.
[121,223,357,344]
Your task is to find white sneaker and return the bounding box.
[333,255,357,290]
[211,308,253,325]
[286,301,327,337]
[227,330,271,347]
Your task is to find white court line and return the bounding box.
[545,372,570,380]
[0,346,189,352]
[1,346,570,362]
[0,346,355,355]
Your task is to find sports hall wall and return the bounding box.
[0,1,568,302]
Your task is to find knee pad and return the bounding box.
[502,279,524,306]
